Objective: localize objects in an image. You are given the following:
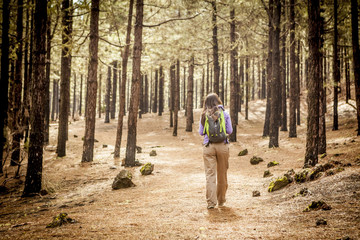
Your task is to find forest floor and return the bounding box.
[0,99,360,240]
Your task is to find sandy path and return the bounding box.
[0,100,359,239]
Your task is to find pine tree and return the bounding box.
[186,56,194,132]
[229,7,237,142]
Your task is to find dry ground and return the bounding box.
[0,99,359,239]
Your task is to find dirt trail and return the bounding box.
[1,99,360,239]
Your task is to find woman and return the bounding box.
[198,93,233,209]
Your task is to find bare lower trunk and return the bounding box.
[289,0,297,138]
[186,56,194,132]
[158,66,164,116]
[229,7,237,142]
[173,60,180,136]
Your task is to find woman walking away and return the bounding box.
[199,93,233,209]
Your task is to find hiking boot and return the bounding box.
[207,204,215,209]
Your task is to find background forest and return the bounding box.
[0,0,360,239]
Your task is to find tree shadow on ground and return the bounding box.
[206,206,241,223]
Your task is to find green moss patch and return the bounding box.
[250,156,264,165]
[268,176,290,192]
[238,149,248,156]
[303,200,332,212]
[46,213,75,228]
[267,161,279,168]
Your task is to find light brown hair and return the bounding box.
[201,93,223,126]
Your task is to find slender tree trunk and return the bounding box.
[72,73,76,119]
[258,57,261,99]
[79,74,83,116]
[114,0,134,158]
[186,56,194,132]
[125,0,143,166]
[44,4,51,145]
[98,74,102,118]
[158,66,164,116]
[57,0,73,157]
[252,58,255,101]
[263,0,274,137]
[23,0,47,196]
[351,0,360,135]
[173,60,180,136]
[105,66,111,123]
[333,0,339,131]
[229,7,237,142]
[221,54,225,103]
[296,40,301,125]
[82,0,99,163]
[144,74,148,113]
[280,4,287,132]
[51,80,56,121]
[304,0,320,167]
[345,48,350,102]
[239,58,244,114]
[201,68,205,108]
[139,74,143,118]
[206,55,209,95]
[245,56,249,120]
[269,0,281,148]
[153,69,158,113]
[183,66,186,109]
[56,81,59,119]
[111,61,117,119]
[170,64,175,127]
[211,0,220,95]
[11,0,24,165]
[289,0,297,137]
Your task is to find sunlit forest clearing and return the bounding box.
[1,0,360,239]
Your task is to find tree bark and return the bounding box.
[11,0,24,165]
[289,0,297,137]
[269,0,281,148]
[345,48,351,103]
[263,0,274,137]
[79,74,83,116]
[125,0,143,166]
[332,0,340,131]
[72,73,76,119]
[183,66,186,109]
[44,4,51,145]
[245,56,249,120]
[201,67,205,108]
[296,40,301,126]
[144,74,148,113]
[280,4,287,132]
[173,60,180,136]
[304,0,320,167]
[82,0,99,162]
[23,0,47,196]
[186,56,194,132]
[114,0,134,158]
[170,64,175,127]
[351,0,360,135]
[98,74,102,118]
[105,65,111,123]
[211,0,220,95]
[57,0,73,157]
[158,66,164,116]
[153,69,158,113]
[229,7,237,142]
[206,55,209,96]
[111,61,117,119]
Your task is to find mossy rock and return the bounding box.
[112,170,135,189]
[309,163,334,181]
[149,150,157,156]
[268,176,290,192]
[250,156,263,165]
[294,169,310,183]
[263,170,273,178]
[293,187,311,197]
[46,213,75,228]
[140,163,154,175]
[267,161,279,168]
[303,200,332,212]
[238,149,248,156]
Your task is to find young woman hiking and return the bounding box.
[198,93,233,209]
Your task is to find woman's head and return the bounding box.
[203,93,222,110]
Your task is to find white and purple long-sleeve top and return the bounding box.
[198,105,233,145]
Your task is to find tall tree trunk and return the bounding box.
[170,64,175,127]
[153,69,158,113]
[144,74,148,113]
[239,57,244,113]
[229,7,237,142]
[186,56,194,132]
[304,0,320,167]
[251,58,255,101]
[72,73,76,119]
[79,74,83,116]
[263,0,274,137]
[333,0,340,131]
[11,0,24,166]
[44,4,51,145]
[158,66,164,116]
[183,66,186,109]
[173,60,180,136]
[125,0,143,166]
[0,0,10,173]
[245,56,249,120]
[221,54,225,103]
[23,0,47,196]
[289,0,297,137]
[105,66,111,123]
[111,61,117,119]
[98,74,102,118]
[318,10,326,154]
[345,48,351,103]
[269,0,281,148]
[296,40,301,125]
[139,74,143,118]
[114,0,134,158]
[206,55,209,96]
[258,57,261,99]
[201,68,205,108]
[82,0,99,163]
[280,3,287,132]
[57,0,73,157]
[351,0,360,135]
[211,0,220,95]
[51,80,56,121]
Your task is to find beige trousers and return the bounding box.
[203,142,229,206]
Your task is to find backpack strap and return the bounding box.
[203,115,209,136]
[220,110,226,133]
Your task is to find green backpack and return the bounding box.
[203,110,227,143]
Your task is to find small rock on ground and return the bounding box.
[250,156,263,165]
[252,191,260,197]
[112,170,135,189]
[150,150,157,156]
